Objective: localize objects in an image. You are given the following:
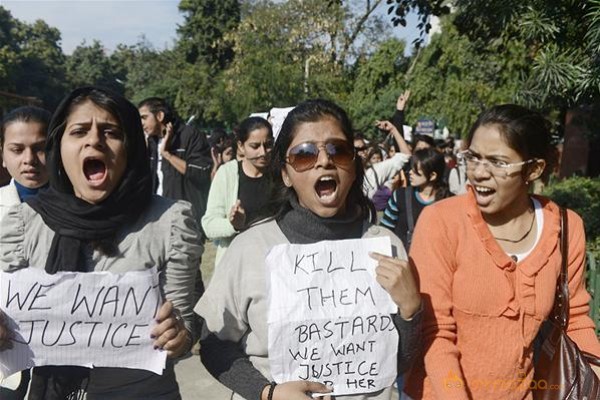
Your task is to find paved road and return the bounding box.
[175,241,231,399]
[175,353,231,400]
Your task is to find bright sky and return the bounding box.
[1,0,183,54]
[1,0,421,55]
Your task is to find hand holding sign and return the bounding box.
[370,252,421,320]
[261,381,333,400]
[267,237,400,396]
[151,301,190,358]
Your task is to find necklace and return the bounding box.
[494,211,536,243]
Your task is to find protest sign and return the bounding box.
[0,268,166,379]
[415,118,435,137]
[266,237,399,396]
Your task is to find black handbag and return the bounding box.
[533,207,600,399]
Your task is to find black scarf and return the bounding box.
[277,196,364,244]
[24,86,152,399]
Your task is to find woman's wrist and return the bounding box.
[260,382,276,400]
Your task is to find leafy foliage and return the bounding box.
[345,38,409,135]
[0,8,66,109]
[544,177,600,254]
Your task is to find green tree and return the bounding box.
[385,1,600,137]
[172,0,241,125]
[346,38,410,134]
[397,18,527,137]
[216,0,390,123]
[109,39,180,105]
[66,40,120,92]
[0,7,21,89]
[0,7,66,109]
[177,0,240,68]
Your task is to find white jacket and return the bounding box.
[0,180,20,224]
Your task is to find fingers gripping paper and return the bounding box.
[266,237,399,396]
[0,268,166,379]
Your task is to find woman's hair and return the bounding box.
[268,99,375,222]
[466,104,553,164]
[413,134,435,149]
[1,106,51,147]
[367,145,384,165]
[48,86,150,194]
[412,148,451,201]
[236,116,273,144]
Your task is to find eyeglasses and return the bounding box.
[286,139,355,172]
[458,150,536,177]
[354,145,367,152]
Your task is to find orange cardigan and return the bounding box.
[404,190,600,400]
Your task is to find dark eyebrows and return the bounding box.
[467,148,511,161]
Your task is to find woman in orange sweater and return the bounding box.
[404,104,600,400]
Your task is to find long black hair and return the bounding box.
[268,99,375,222]
[411,148,451,201]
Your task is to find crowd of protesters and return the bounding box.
[0,86,599,400]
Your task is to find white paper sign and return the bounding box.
[266,237,399,396]
[0,268,166,379]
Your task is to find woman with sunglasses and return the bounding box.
[0,87,201,399]
[202,116,273,267]
[195,99,422,400]
[403,104,600,399]
[380,148,450,251]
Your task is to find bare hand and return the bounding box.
[375,120,400,136]
[211,147,222,167]
[370,252,421,319]
[229,199,246,231]
[396,90,411,111]
[150,301,190,358]
[261,381,333,400]
[160,122,174,156]
[0,311,13,351]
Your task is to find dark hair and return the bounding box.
[269,99,375,222]
[367,145,384,165]
[137,97,176,125]
[466,104,552,161]
[236,116,273,144]
[1,106,51,147]
[466,104,552,180]
[354,133,366,143]
[48,86,150,195]
[209,128,228,147]
[413,134,435,149]
[412,148,450,201]
[217,138,234,156]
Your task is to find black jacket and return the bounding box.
[159,120,212,236]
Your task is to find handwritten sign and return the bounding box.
[266,237,398,396]
[0,268,166,379]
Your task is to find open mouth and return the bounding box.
[473,185,496,204]
[315,176,337,201]
[83,158,107,183]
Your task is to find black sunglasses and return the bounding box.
[286,139,355,172]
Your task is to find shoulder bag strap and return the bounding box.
[405,187,415,233]
[554,207,569,330]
